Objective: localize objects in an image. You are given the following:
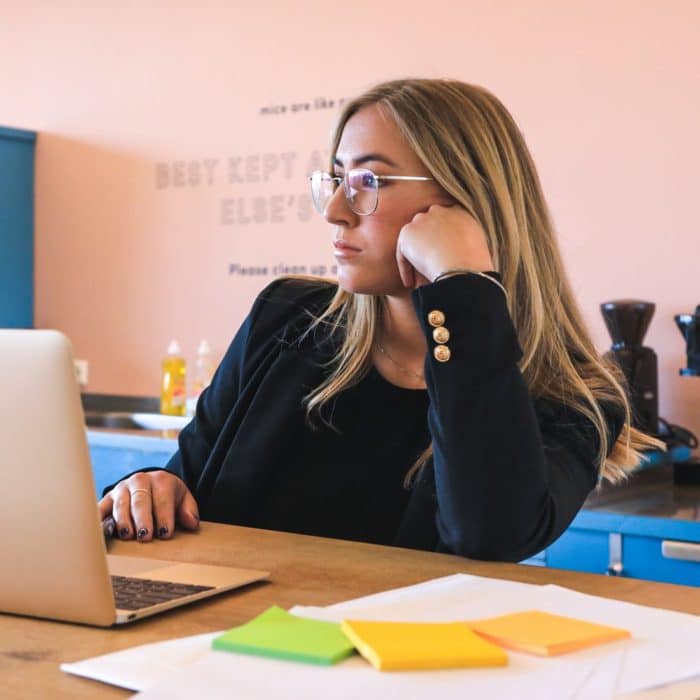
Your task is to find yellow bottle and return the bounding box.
[161,340,186,416]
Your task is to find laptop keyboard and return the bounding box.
[111,575,215,611]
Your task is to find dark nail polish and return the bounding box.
[137,528,148,539]
[103,519,115,538]
[119,527,130,538]
[158,526,169,537]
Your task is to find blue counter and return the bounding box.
[87,429,178,496]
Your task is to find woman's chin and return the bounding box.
[336,270,407,297]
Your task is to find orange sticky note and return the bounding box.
[467,610,630,656]
[341,619,508,671]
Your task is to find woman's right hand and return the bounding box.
[98,471,200,542]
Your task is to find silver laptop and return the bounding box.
[0,329,268,626]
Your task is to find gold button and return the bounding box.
[428,310,445,327]
[434,345,451,362]
[432,326,450,344]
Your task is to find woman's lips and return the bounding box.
[333,239,361,258]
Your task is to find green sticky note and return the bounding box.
[212,606,355,665]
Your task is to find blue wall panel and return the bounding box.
[0,126,36,328]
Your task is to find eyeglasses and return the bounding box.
[308,168,433,216]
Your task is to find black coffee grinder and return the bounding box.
[675,305,700,377]
[673,305,700,483]
[601,299,699,483]
[601,300,658,434]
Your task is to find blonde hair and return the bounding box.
[303,78,663,484]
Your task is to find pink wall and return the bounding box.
[1,1,698,437]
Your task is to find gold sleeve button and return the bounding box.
[432,326,450,344]
[433,345,451,362]
[428,310,446,327]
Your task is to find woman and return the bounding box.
[99,79,662,561]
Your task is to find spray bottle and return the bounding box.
[187,339,214,415]
[161,340,186,416]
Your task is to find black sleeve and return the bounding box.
[166,277,336,496]
[412,273,624,562]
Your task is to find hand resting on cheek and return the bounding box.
[395,205,495,290]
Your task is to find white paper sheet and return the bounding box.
[131,645,599,700]
[59,574,700,699]
[293,576,700,697]
[290,572,549,622]
[60,632,221,691]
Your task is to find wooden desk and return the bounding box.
[2,522,699,699]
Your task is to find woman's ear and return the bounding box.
[434,191,458,208]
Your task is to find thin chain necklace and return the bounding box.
[377,343,425,382]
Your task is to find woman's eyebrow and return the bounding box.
[333,153,399,168]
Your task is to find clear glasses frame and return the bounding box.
[309,168,433,216]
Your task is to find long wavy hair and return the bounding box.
[303,78,664,484]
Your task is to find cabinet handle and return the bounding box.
[662,540,700,562]
[606,533,624,576]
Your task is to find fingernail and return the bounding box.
[137,528,148,539]
[119,527,130,538]
[158,526,169,537]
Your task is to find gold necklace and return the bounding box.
[377,343,425,382]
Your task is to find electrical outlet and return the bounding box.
[74,359,89,388]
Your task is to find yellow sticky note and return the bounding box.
[467,610,631,656]
[341,620,508,671]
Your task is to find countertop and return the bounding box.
[86,426,180,448]
[586,464,700,523]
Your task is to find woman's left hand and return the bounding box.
[396,205,495,289]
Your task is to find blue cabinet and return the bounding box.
[542,509,700,586]
[87,430,178,497]
[0,126,36,328]
[616,517,700,586]
[546,529,610,574]
[622,533,700,586]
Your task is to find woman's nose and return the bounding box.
[324,184,356,227]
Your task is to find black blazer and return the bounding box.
[164,275,623,562]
